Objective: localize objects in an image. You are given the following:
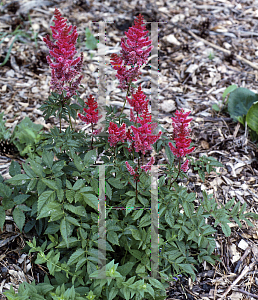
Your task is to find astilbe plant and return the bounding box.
[1,9,258,300]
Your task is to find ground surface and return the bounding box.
[0,0,258,299]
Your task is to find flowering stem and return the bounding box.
[118,81,132,125]
[59,108,62,133]
[169,158,181,189]
[68,110,73,131]
[91,123,94,150]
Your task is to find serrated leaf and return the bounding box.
[139,213,151,227]
[148,278,166,291]
[13,207,25,231]
[64,203,86,217]
[67,248,85,266]
[42,151,54,169]
[41,178,58,190]
[82,193,98,210]
[72,179,85,191]
[6,174,30,185]
[38,190,56,213]
[9,160,21,177]
[84,149,97,165]
[106,181,112,200]
[108,177,124,189]
[60,218,70,248]
[107,231,119,245]
[221,222,231,237]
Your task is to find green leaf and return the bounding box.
[72,179,85,191]
[66,189,75,203]
[82,193,98,210]
[84,149,97,165]
[37,202,61,219]
[107,231,120,245]
[0,206,6,231]
[60,218,71,248]
[228,87,258,121]
[6,174,30,185]
[67,248,85,266]
[38,190,56,212]
[64,203,86,217]
[107,287,118,300]
[221,222,231,237]
[42,151,54,169]
[9,161,21,177]
[148,278,166,291]
[41,178,58,190]
[178,264,196,280]
[117,262,135,277]
[139,213,151,227]
[13,207,25,231]
[106,181,112,200]
[108,177,124,189]
[85,28,98,50]
[212,104,220,112]
[222,84,238,100]
[165,144,174,164]
[30,161,45,177]
[246,101,258,133]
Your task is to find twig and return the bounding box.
[235,288,258,299]
[219,259,257,299]
[188,30,258,70]
[234,247,251,274]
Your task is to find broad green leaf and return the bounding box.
[108,287,118,300]
[148,278,166,291]
[106,181,112,200]
[85,28,98,50]
[13,207,25,231]
[84,149,97,165]
[38,190,56,212]
[37,202,61,219]
[82,193,98,210]
[247,101,258,133]
[30,161,45,177]
[66,189,75,203]
[139,213,151,227]
[67,248,85,266]
[41,178,58,190]
[108,177,124,189]
[228,87,258,121]
[6,174,30,185]
[64,203,86,217]
[9,161,21,177]
[42,151,54,169]
[165,144,174,165]
[107,231,119,245]
[72,179,85,191]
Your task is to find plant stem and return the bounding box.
[91,123,94,149]
[169,157,181,189]
[118,81,132,125]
